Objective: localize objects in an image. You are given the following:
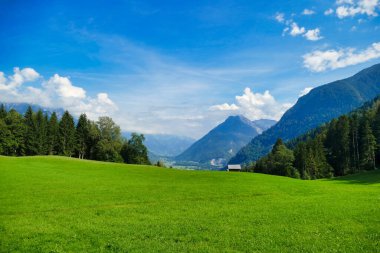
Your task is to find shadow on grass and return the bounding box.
[330,169,380,185]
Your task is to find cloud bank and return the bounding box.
[335,0,379,18]
[210,88,293,121]
[0,67,117,119]
[303,42,380,72]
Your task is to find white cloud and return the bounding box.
[0,67,117,119]
[303,42,380,72]
[303,28,323,41]
[335,0,379,18]
[278,18,323,41]
[299,87,313,97]
[45,74,86,99]
[0,67,40,91]
[324,8,335,15]
[210,88,293,121]
[302,9,315,15]
[209,103,239,111]
[275,12,285,23]
[290,22,306,36]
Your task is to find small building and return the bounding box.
[227,164,241,172]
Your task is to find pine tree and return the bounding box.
[47,112,59,155]
[4,109,25,156]
[35,110,48,155]
[373,104,380,167]
[349,114,360,172]
[0,104,7,119]
[359,117,376,170]
[76,114,90,159]
[58,111,76,156]
[326,116,350,176]
[23,106,38,155]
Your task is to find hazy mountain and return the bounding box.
[175,115,276,167]
[1,102,65,118]
[122,132,195,157]
[230,63,380,165]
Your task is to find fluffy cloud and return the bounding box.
[335,0,379,18]
[210,88,293,121]
[299,87,313,97]
[0,67,117,119]
[303,42,380,72]
[0,67,40,91]
[302,9,315,15]
[303,28,323,41]
[289,22,306,36]
[277,16,323,41]
[44,74,86,99]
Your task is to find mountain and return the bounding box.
[1,102,64,118]
[230,63,380,165]
[175,115,276,167]
[122,132,195,157]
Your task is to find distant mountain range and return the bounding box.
[230,63,380,165]
[175,115,276,168]
[122,132,195,157]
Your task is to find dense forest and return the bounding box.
[0,105,150,165]
[249,97,380,179]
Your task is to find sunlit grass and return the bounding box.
[0,156,379,252]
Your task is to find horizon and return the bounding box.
[1,0,379,138]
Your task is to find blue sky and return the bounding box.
[0,0,379,138]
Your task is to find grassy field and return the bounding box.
[0,156,379,252]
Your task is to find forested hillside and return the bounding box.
[250,96,380,179]
[0,105,150,165]
[230,63,380,165]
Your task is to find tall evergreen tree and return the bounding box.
[47,112,59,155]
[373,105,380,167]
[4,109,25,156]
[359,117,376,170]
[35,110,48,155]
[76,114,90,159]
[349,114,360,173]
[327,116,350,176]
[0,104,7,119]
[23,106,38,155]
[58,111,76,156]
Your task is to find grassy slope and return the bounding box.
[0,156,379,253]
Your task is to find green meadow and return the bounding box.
[0,156,379,252]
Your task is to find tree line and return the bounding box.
[248,97,380,179]
[0,105,150,165]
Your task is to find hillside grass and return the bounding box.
[0,156,379,252]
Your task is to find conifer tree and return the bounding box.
[47,112,59,155]
[373,105,380,167]
[76,114,90,159]
[35,110,48,155]
[4,109,25,156]
[0,104,7,119]
[23,106,38,155]
[359,117,376,170]
[349,114,360,172]
[58,111,76,156]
